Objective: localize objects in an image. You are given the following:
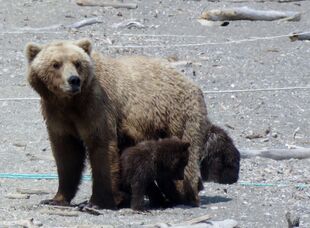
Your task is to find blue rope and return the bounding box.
[0,173,308,188]
[0,173,91,181]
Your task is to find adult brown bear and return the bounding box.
[25,39,240,209]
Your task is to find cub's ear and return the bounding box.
[25,43,42,63]
[76,38,92,55]
[182,142,190,151]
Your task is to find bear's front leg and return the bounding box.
[147,182,170,208]
[131,182,146,211]
[86,138,118,210]
[41,132,86,206]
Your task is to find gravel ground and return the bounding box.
[0,0,310,227]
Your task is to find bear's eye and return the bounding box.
[74,61,81,69]
[52,62,61,69]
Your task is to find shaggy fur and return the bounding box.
[120,137,189,210]
[25,39,240,208]
[200,125,240,184]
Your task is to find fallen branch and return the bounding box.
[229,0,305,2]
[201,6,301,21]
[40,208,79,217]
[111,19,146,29]
[17,188,50,195]
[240,147,310,160]
[5,193,30,199]
[289,32,310,41]
[67,17,103,29]
[9,17,103,32]
[76,0,138,9]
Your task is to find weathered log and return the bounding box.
[229,0,305,2]
[5,193,30,199]
[76,0,138,9]
[289,32,310,41]
[17,187,49,195]
[40,208,79,217]
[240,147,310,160]
[67,17,103,29]
[201,6,301,21]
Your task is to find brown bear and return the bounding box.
[25,39,240,209]
[120,137,189,210]
[200,125,240,184]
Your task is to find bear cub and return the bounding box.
[120,137,190,211]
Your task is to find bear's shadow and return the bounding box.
[167,195,232,210]
[200,195,232,205]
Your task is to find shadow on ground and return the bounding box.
[200,195,232,205]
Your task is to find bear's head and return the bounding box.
[201,125,240,184]
[25,39,93,98]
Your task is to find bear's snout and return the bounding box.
[67,75,81,93]
[68,75,80,87]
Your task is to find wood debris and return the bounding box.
[289,32,310,41]
[240,147,310,160]
[201,6,301,22]
[17,188,50,195]
[6,193,30,199]
[67,17,103,29]
[76,0,138,9]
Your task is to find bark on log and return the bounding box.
[76,0,138,9]
[201,6,301,21]
[240,147,310,160]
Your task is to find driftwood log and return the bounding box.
[76,0,138,9]
[240,147,310,160]
[67,17,103,29]
[201,6,301,21]
[229,0,305,2]
[289,32,310,41]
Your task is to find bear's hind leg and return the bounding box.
[41,134,86,206]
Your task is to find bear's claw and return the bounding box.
[40,199,70,207]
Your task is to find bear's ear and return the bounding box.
[25,43,42,63]
[76,39,92,55]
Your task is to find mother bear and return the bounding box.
[25,39,240,209]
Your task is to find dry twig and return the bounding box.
[76,0,138,9]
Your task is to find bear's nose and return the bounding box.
[68,76,80,87]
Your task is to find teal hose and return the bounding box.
[0,173,91,181]
[0,173,308,188]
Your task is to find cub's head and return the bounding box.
[157,137,190,180]
[25,39,93,98]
